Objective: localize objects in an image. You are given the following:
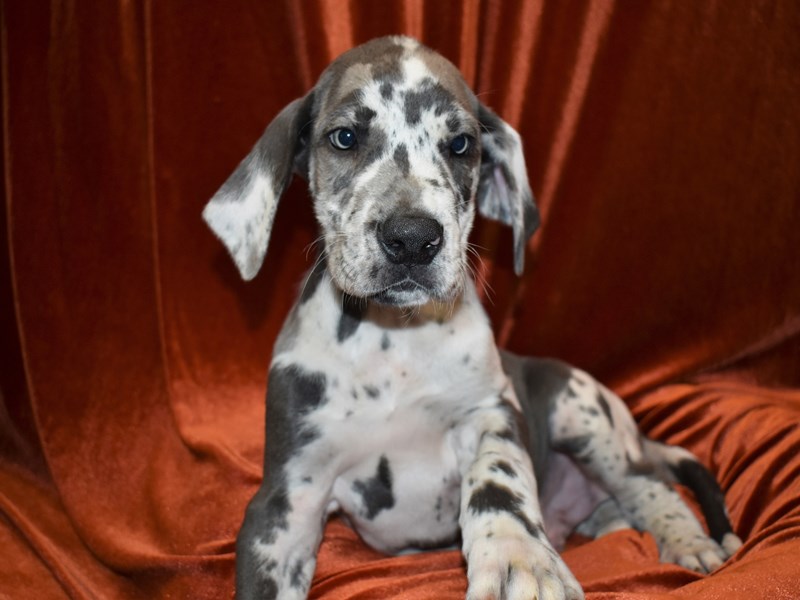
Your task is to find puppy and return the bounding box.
[204,36,741,600]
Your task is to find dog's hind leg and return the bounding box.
[640,438,743,558]
[548,369,742,572]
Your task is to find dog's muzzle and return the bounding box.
[370,213,446,305]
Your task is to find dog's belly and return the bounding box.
[539,452,609,549]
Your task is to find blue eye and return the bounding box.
[329,128,357,150]
[450,134,469,155]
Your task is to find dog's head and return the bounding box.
[204,36,538,307]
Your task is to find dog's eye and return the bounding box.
[450,134,469,155]
[329,128,357,150]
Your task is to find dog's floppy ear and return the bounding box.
[202,93,315,280]
[476,104,540,276]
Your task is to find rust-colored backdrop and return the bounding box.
[2,2,799,599]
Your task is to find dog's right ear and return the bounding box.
[476,104,540,276]
[202,93,315,280]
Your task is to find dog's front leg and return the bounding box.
[236,364,333,600]
[458,398,583,600]
[236,479,330,600]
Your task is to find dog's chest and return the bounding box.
[274,275,505,551]
[318,346,488,552]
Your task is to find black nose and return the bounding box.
[378,214,444,266]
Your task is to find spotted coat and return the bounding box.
[203,36,741,600]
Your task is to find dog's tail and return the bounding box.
[643,438,743,555]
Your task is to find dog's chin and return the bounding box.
[336,277,462,309]
[370,285,435,308]
[375,276,467,307]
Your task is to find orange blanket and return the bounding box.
[2,2,799,598]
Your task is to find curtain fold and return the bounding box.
[2,1,799,598]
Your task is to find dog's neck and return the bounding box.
[362,293,466,329]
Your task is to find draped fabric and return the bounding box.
[3,1,800,598]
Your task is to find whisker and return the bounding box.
[466,244,495,306]
[298,249,329,300]
[303,234,327,260]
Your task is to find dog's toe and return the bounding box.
[721,532,743,557]
[677,548,724,573]
[663,533,733,573]
[466,535,584,600]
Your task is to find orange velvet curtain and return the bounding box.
[2,2,800,599]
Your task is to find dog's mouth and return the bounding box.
[370,278,430,306]
[367,274,464,308]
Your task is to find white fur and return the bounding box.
[203,172,276,280]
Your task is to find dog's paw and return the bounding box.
[660,532,742,573]
[466,535,584,600]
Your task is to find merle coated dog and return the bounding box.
[203,36,741,600]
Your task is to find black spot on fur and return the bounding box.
[290,559,305,589]
[257,576,278,599]
[496,428,515,442]
[596,391,614,426]
[337,293,364,342]
[490,460,517,478]
[380,81,394,100]
[332,173,350,194]
[403,80,457,125]
[369,45,405,84]
[268,365,327,420]
[468,482,543,539]
[363,385,380,399]
[353,455,395,519]
[394,144,410,177]
[446,114,461,132]
[494,398,531,453]
[264,366,325,461]
[381,332,391,351]
[553,434,593,456]
[359,127,388,169]
[299,258,327,304]
[627,452,658,477]
[354,105,377,129]
[468,482,518,514]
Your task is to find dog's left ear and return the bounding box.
[476,104,540,276]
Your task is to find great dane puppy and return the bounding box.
[204,36,741,600]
